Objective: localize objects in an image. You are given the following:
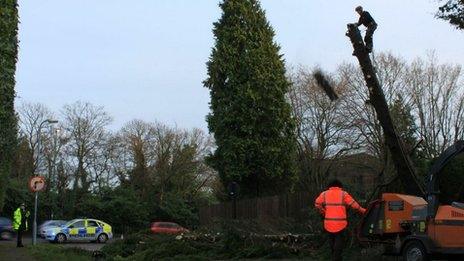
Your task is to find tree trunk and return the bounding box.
[346,24,424,196]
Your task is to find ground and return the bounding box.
[0,234,108,261]
[0,243,35,261]
[0,234,451,260]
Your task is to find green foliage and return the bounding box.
[0,0,19,211]
[1,183,150,234]
[216,221,305,259]
[102,226,304,260]
[101,232,147,258]
[390,95,418,153]
[102,232,218,261]
[74,187,150,234]
[2,176,203,235]
[153,193,198,228]
[437,0,464,30]
[27,245,92,261]
[2,177,210,237]
[2,179,33,217]
[101,218,390,260]
[439,153,464,203]
[386,95,426,192]
[11,137,34,179]
[204,0,298,197]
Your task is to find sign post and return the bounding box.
[227,182,240,219]
[29,176,46,245]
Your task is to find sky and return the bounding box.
[15,0,464,131]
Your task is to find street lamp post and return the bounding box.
[33,119,58,245]
[51,128,60,219]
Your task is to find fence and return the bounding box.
[199,191,318,225]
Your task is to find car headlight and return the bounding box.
[46,230,56,236]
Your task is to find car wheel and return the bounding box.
[55,233,67,244]
[97,233,108,243]
[0,231,13,240]
[403,240,429,261]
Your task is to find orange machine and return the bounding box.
[358,141,464,260]
[345,24,464,260]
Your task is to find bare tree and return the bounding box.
[187,128,217,198]
[336,53,415,184]
[17,102,55,175]
[338,53,408,158]
[87,134,117,193]
[61,101,112,192]
[404,53,464,158]
[288,66,359,190]
[42,127,69,193]
[112,120,216,201]
[17,102,70,196]
[114,119,157,195]
[147,122,216,202]
[335,52,464,190]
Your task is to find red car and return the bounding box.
[150,222,189,234]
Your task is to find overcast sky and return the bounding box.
[16,0,464,131]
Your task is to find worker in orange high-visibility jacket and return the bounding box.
[314,179,366,261]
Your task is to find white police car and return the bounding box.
[45,218,113,243]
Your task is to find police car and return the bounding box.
[45,218,113,243]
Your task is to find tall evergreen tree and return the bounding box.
[436,0,464,30]
[204,0,297,197]
[0,0,19,210]
[389,95,428,180]
[390,95,418,153]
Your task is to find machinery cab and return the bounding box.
[359,193,428,241]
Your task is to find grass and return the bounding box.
[27,244,93,261]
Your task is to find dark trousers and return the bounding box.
[16,229,23,247]
[328,231,345,261]
[364,23,377,51]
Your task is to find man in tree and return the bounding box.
[314,179,366,261]
[13,203,30,247]
[354,6,377,53]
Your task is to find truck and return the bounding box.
[346,24,464,261]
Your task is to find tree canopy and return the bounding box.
[0,0,19,210]
[437,0,464,30]
[204,0,298,197]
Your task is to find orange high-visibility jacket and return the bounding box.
[314,187,366,233]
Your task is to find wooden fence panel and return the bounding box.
[199,191,319,225]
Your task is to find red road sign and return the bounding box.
[29,176,46,192]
